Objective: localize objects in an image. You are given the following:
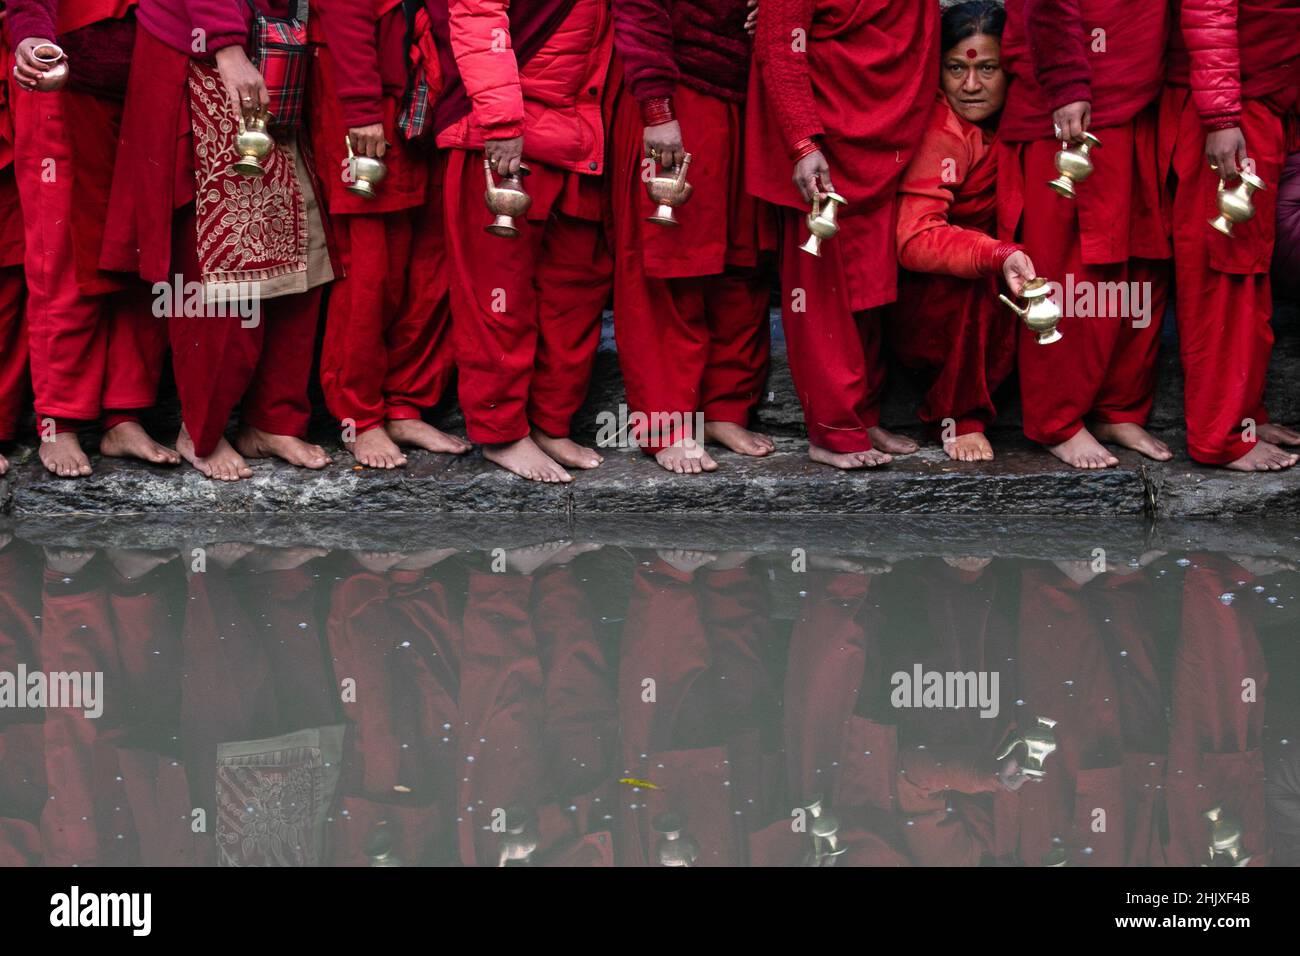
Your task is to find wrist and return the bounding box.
[791,136,821,162]
[640,96,675,127]
[214,44,249,65]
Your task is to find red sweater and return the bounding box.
[313,1,407,129]
[6,0,134,45]
[136,0,285,56]
[896,95,1018,279]
[1167,0,1300,129]
[612,0,752,109]
[999,0,1169,142]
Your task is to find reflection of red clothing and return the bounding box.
[0,543,44,866]
[1165,556,1269,866]
[1162,85,1285,464]
[327,566,462,866]
[458,566,614,866]
[997,110,1171,446]
[891,97,1019,436]
[609,83,769,451]
[444,149,612,444]
[617,561,777,866]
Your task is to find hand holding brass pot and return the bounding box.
[345,135,387,199]
[1048,132,1102,200]
[644,153,694,226]
[799,191,846,257]
[31,43,69,92]
[999,276,1063,345]
[483,158,532,238]
[995,715,1059,777]
[1209,170,1266,237]
[232,108,275,178]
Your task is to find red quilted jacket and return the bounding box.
[435,0,613,175]
[1173,0,1300,130]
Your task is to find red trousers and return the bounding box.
[11,83,166,428]
[1001,115,1170,446]
[890,271,1017,437]
[0,265,26,441]
[169,205,321,458]
[443,148,612,444]
[778,207,889,452]
[1164,88,1285,464]
[610,85,770,451]
[320,166,455,435]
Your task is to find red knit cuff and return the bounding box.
[1204,116,1243,133]
[791,136,821,162]
[1048,84,1092,114]
[993,242,1024,267]
[640,96,675,127]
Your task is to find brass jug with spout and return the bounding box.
[1209,171,1266,238]
[484,159,532,238]
[1204,806,1252,867]
[1048,132,1101,200]
[995,715,1059,777]
[800,191,846,257]
[653,811,700,867]
[999,277,1063,345]
[345,135,388,199]
[232,108,275,178]
[645,153,694,226]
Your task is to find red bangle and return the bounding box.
[641,96,675,127]
[791,137,821,162]
[994,242,1023,266]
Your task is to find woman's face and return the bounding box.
[941,32,1006,124]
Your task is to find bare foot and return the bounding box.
[1090,421,1172,461]
[100,420,181,466]
[532,430,603,469]
[704,421,775,457]
[867,425,918,455]
[106,549,176,580]
[1045,427,1119,469]
[1225,441,1299,472]
[655,438,717,475]
[44,547,97,574]
[808,442,892,470]
[505,540,602,574]
[236,425,332,469]
[1257,423,1300,447]
[39,431,93,478]
[943,432,994,462]
[484,436,572,482]
[0,452,7,477]
[347,426,407,469]
[386,418,471,455]
[176,426,254,481]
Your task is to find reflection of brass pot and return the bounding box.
[995,715,1059,777]
[1209,171,1266,237]
[999,277,1063,345]
[644,153,694,226]
[1048,132,1102,200]
[1203,806,1252,867]
[345,135,387,199]
[232,109,275,178]
[363,825,404,867]
[653,811,700,867]
[800,191,846,257]
[498,806,539,866]
[31,43,68,92]
[483,159,532,238]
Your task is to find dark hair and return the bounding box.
[941,1,1006,54]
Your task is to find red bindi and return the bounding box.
[966,48,978,59]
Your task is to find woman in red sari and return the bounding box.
[890,2,1034,462]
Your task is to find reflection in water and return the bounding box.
[0,533,1296,866]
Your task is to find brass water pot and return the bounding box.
[653,811,701,867]
[232,109,275,178]
[1203,806,1251,866]
[994,715,1059,777]
[644,153,694,226]
[999,276,1063,345]
[1048,132,1102,200]
[484,159,532,238]
[1209,171,1266,237]
[31,43,68,92]
[345,135,387,199]
[799,191,846,257]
